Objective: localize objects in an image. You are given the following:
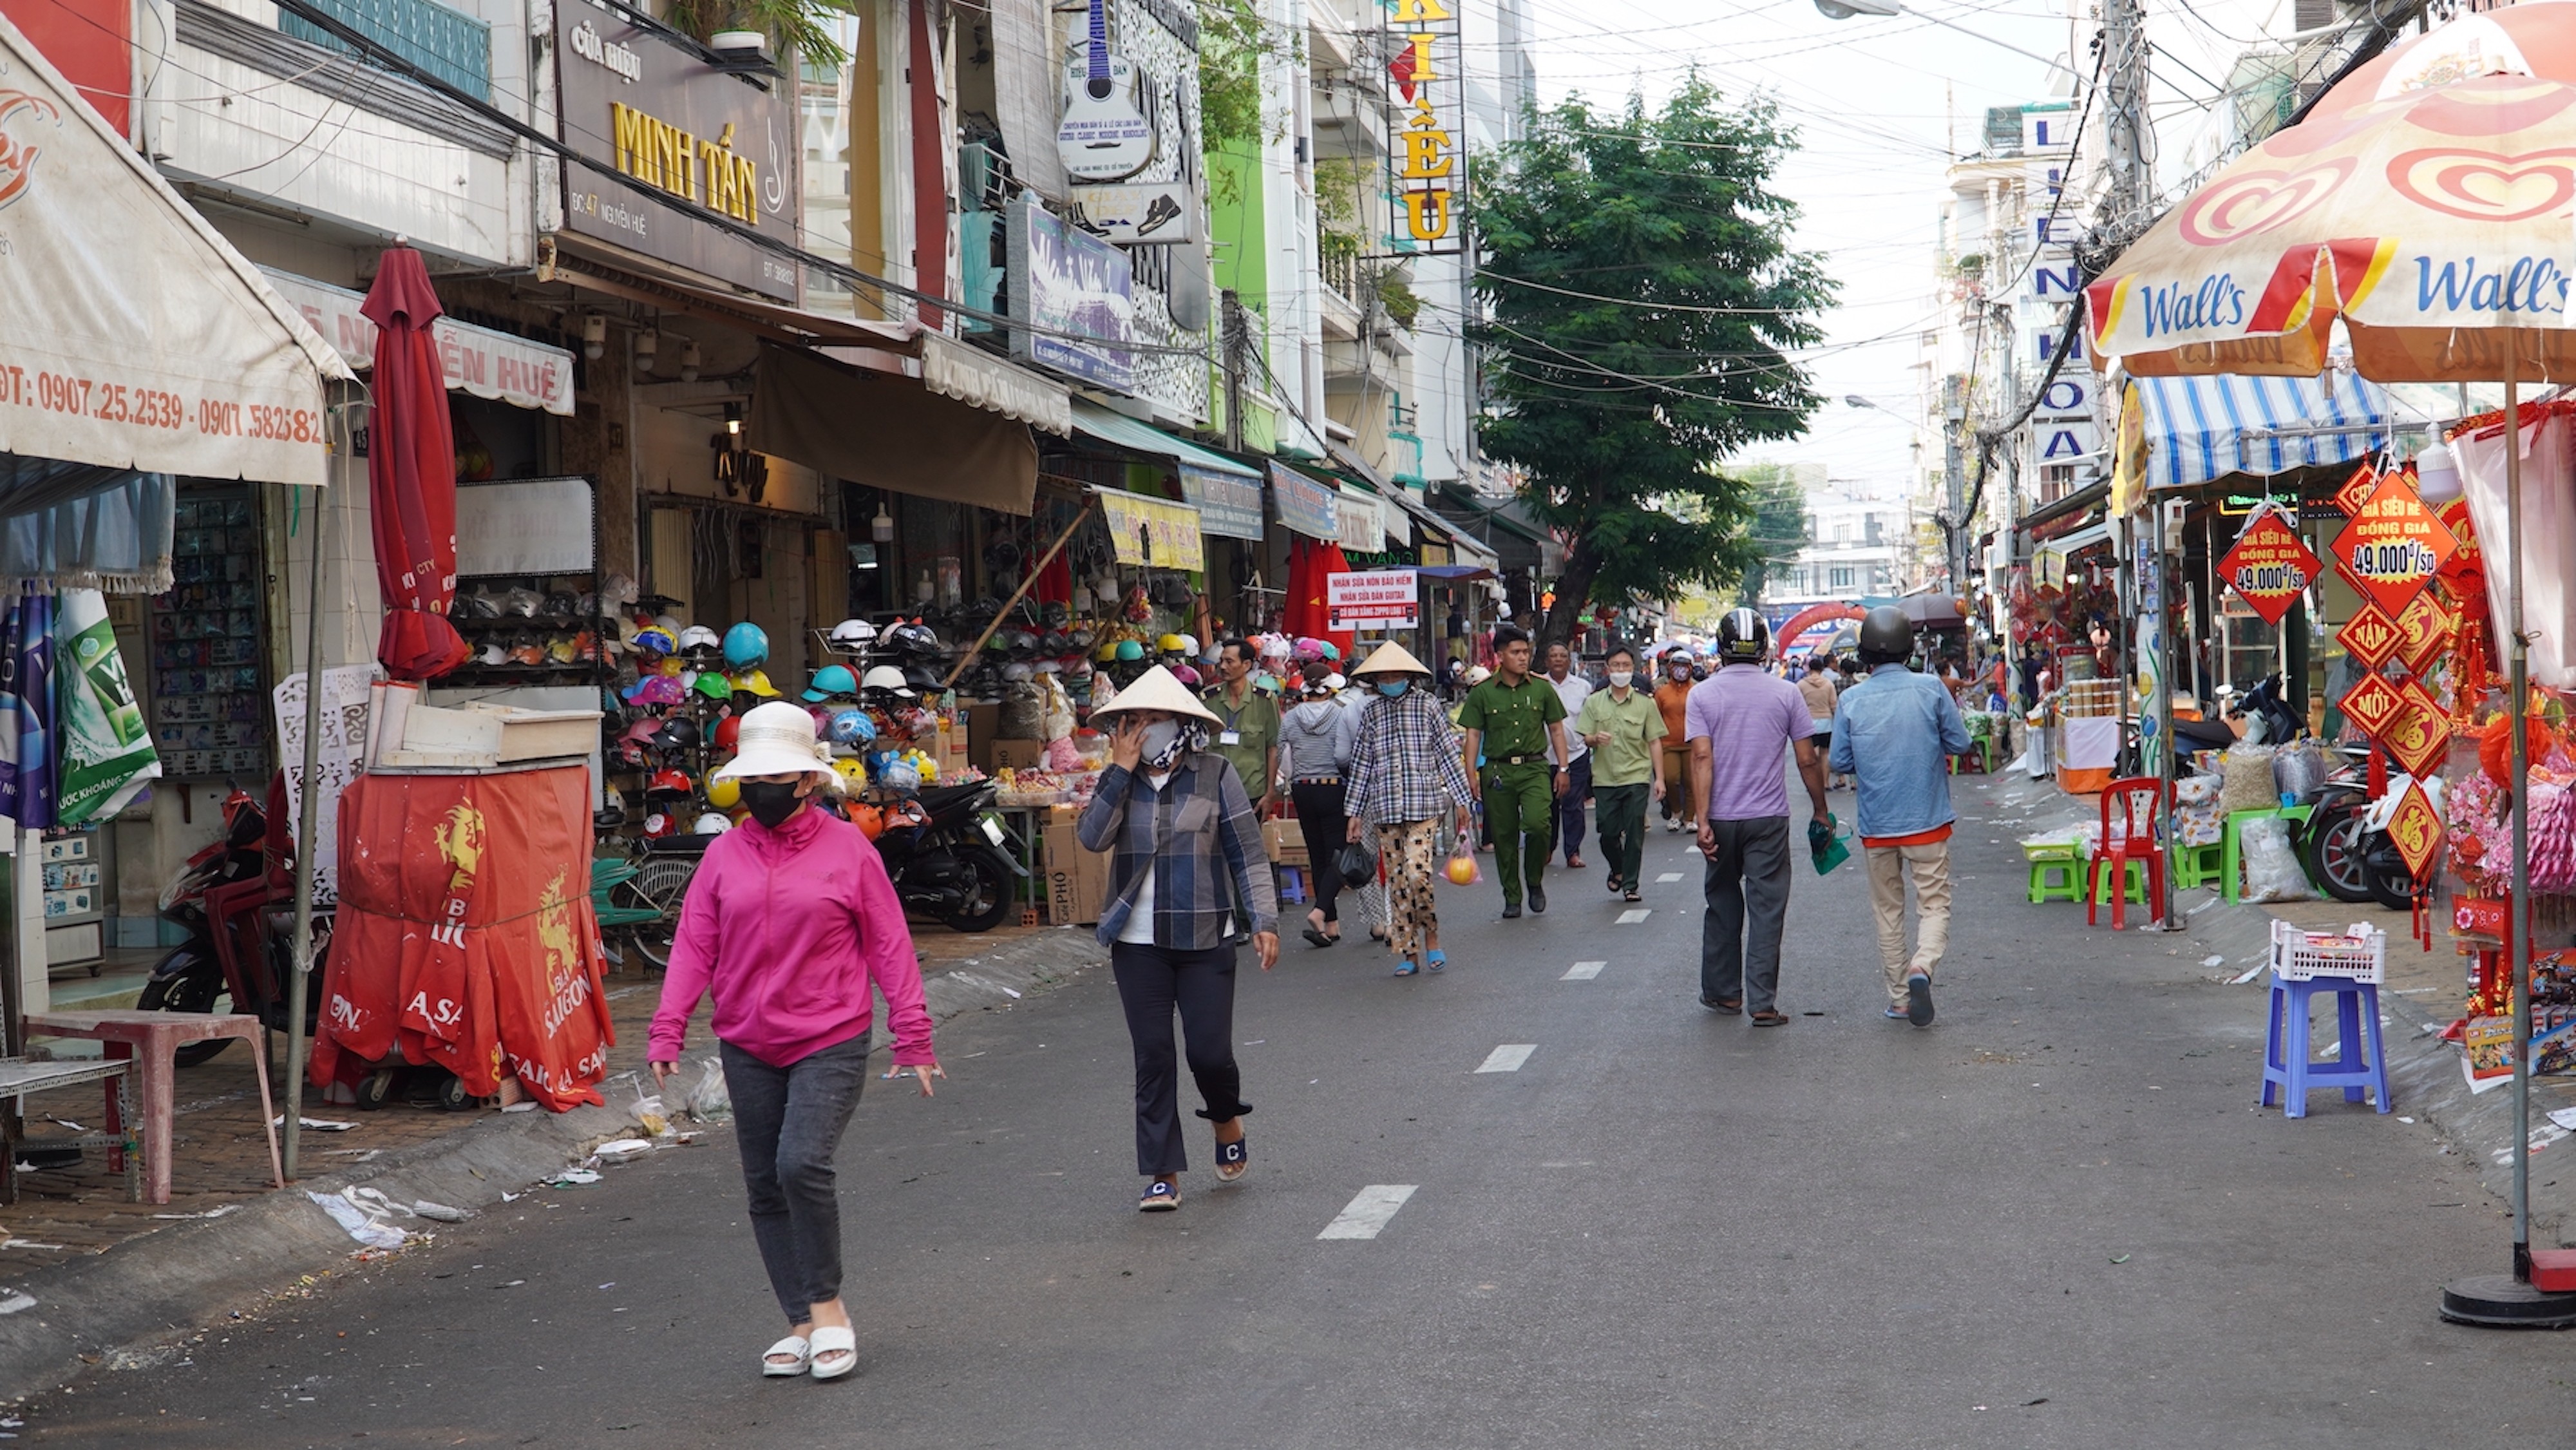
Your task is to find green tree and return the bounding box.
[1474,80,1833,647]
[1734,463,1809,607]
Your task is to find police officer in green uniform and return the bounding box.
[1201,636,1281,811]
[1457,624,1570,918]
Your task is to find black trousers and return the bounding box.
[1110,942,1250,1176]
[1291,778,1347,923]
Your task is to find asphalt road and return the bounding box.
[26,776,2576,1448]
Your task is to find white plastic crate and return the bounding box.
[2268,918,2387,984]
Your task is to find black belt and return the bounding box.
[1491,753,1548,767]
[1294,775,1342,785]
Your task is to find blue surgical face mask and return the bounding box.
[1377,681,1409,698]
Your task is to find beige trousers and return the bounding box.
[1865,841,1953,1006]
[1378,817,1443,960]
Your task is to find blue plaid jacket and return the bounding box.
[1078,754,1280,949]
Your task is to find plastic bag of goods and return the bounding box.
[1040,676,1076,742]
[2239,816,2313,902]
[2219,743,2280,817]
[2273,740,2329,803]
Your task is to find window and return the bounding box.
[1830,566,1857,591]
[280,0,491,95]
[1864,512,1882,545]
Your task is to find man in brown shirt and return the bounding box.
[1654,648,1698,832]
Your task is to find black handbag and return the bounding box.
[1336,839,1376,891]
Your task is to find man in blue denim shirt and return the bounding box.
[1830,606,1969,1028]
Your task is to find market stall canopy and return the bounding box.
[2130,371,2389,490]
[0,13,352,486]
[260,269,576,417]
[749,345,1037,515]
[0,461,173,593]
[921,333,1071,437]
[1068,401,1264,540]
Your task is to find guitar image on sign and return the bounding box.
[1056,0,1155,181]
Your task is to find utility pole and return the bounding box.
[2101,0,2150,227]
[1221,289,1247,453]
[1943,374,1965,594]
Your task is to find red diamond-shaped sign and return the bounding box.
[2332,473,2458,616]
[2382,679,2454,779]
[2333,463,2380,518]
[2340,669,2405,739]
[2396,592,2456,678]
[2219,512,2321,625]
[2338,602,2403,670]
[2386,777,2445,884]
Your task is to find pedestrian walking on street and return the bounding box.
[1202,637,1282,814]
[1688,610,1830,1027]
[1799,654,1842,790]
[1078,666,1281,1212]
[1343,642,1475,976]
[1282,662,1360,948]
[1575,642,1665,902]
[1831,605,1971,1028]
[1543,640,1594,868]
[648,701,943,1384]
[1654,649,1698,835]
[1457,624,1571,919]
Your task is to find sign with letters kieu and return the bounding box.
[1383,0,1464,253]
[553,0,801,301]
[1327,569,1419,629]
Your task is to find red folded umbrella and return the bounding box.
[361,247,469,681]
[1318,540,1357,659]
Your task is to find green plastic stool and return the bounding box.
[2171,841,2224,890]
[2025,843,2083,904]
[2092,857,2150,906]
[2221,805,2313,904]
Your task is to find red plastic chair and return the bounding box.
[2087,776,2166,930]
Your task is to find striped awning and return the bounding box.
[2132,370,2390,491]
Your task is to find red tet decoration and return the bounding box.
[2395,591,2455,678]
[2385,777,2445,883]
[2332,462,2380,518]
[2219,512,2322,625]
[2332,472,2458,617]
[2382,679,2454,779]
[2337,602,2403,670]
[2435,495,2485,607]
[2340,670,2405,739]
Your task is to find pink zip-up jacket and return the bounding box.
[649,806,936,1069]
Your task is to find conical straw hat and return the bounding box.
[1352,642,1433,678]
[1090,664,1222,723]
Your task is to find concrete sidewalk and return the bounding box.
[0,922,1106,1400]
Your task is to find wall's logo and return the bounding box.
[2175,160,2354,245]
[2387,145,2576,223]
[0,90,62,213]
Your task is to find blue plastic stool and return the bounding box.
[2260,974,2391,1118]
[1276,865,1309,906]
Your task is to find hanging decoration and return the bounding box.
[2217,505,2320,626]
[2336,602,2403,671]
[2330,472,2457,619]
[2340,671,2405,741]
[2387,776,2445,883]
[2396,592,2456,679]
[2331,461,2381,519]
[2383,679,2454,781]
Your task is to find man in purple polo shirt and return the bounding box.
[1686,609,1830,1026]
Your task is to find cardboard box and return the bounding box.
[1043,819,1112,925]
[942,714,970,776]
[1263,817,1307,866]
[1073,841,1110,924]
[966,704,1001,772]
[993,739,1048,772]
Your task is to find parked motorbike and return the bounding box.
[591,817,711,971]
[2219,673,2421,909]
[135,788,325,1066]
[875,781,1025,933]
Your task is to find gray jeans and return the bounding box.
[1700,816,1792,1013]
[721,1032,871,1324]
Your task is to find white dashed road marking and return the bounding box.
[1562,960,1606,980]
[1318,1185,1418,1239]
[1656,873,1683,883]
[1477,1044,1537,1073]
[1616,908,1651,924]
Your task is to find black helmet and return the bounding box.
[1859,605,1913,660]
[1716,607,1769,665]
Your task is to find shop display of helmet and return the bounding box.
[643,810,677,839]
[712,713,742,752]
[693,812,732,835]
[803,663,859,703]
[1171,664,1203,687]
[1114,639,1144,662]
[621,674,684,706]
[690,672,734,702]
[723,620,770,668]
[1158,633,1188,654]
[828,709,877,745]
[706,774,741,809]
[833,756,869,792]
[633,625,676,657]
[732,669,782,698]
[903,665,942,694]
[847,798,884,839]
[647,768,692,796]
[829,618,879,652]
[1095,640,1122,663]
[861,665,916,698]
[1003,662,1034,683]
[653,613,683,636]
[654,718,701,752]
[677,624,722,658]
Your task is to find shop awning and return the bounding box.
[1336,487,1386,551]
[2018,479,2109,540]
[1095,485,1204,571]
[261,269,576,416]
[921,334,1071,437]
[748,345,1037,514]
[1269,461,1341,540]
[1069,400,1264,540]
[0,12,350,486]
[2133,371,2390,491]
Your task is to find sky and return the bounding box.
[1513,0,2076,501]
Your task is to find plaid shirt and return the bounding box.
[1344,689,1475,826]
[1077,755,1280,949]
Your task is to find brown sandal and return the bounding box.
[1702,995,1743,1015]
[1750,1009,1790,1027]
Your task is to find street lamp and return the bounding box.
[1812,0,2079,84]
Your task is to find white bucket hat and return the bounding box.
[714,701,838,788]
[1088,664,1221,724]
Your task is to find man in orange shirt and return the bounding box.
[1653,648,1698,834]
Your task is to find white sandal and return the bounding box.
[809,1324,858,1380]
[760,1335,811,1377]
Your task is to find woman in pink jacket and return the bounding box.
[649,701,943,1384]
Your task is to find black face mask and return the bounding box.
[740,779,804,829]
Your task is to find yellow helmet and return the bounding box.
[705,776,741,810]
[1095,640,1122,663]
[833,756,868,788]
[1157,633,1186,653]
[733,669,782,698]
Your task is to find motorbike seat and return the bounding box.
[644,833,718,857]
[913,783,987,814]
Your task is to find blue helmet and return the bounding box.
[722,621,770,669]
[828,709,877,745]
[803,663,858,703]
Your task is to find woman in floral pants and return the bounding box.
[1341,644,1477,977]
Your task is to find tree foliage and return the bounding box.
[666,0,853,68]
[1733,462,1810,608]
[1473,79,1833,646]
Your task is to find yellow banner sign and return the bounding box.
[1099,489,1204,571]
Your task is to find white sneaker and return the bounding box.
[1664,818,1681,834]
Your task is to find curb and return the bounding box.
[0,927,1106,1400]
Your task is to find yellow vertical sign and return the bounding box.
[1386,0,1463,251]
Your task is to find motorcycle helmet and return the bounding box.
[723,620,770,669]
[1715,607,1770,665]
[706,774,742,809]
[633,625,676,658]
[1172,664,1203,687]
[647,768,693,796]
[691,671,734,703]
[862,665,916,699]
[829,617,878,653]
[712,713,741,752]
[732,669,782,698]
[1176,633,1200,657]
[654,718,701,752]
[828,709,878,745]
[833,756,869,792]
[1158,633,1187,654]
[847,799,884,839]
[1115,639,1144,662]
[1003,662,1034,683]
[903,665,942,695]
[622,674,684,707]
[677,624,722,659]
[693,812,733,836]
[803,663,858,703]
[1095,640,1122,663]
[653,613,684,637]
[643,810,677,839]
[1858,604,1914,662]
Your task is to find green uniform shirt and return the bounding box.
[1200,683,1280,797]
[1458,673,1566,765]
[1576,686,1667,787]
